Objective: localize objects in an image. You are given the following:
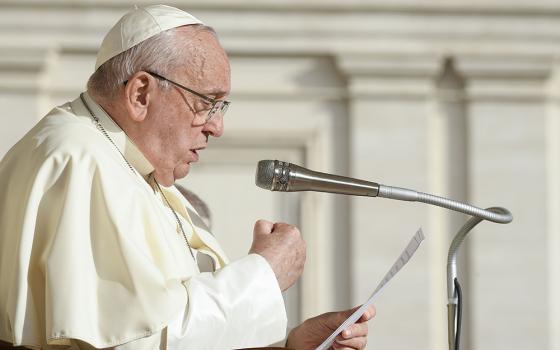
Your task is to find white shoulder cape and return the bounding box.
[0,96,286,349]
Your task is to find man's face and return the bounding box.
[144,28,231,186]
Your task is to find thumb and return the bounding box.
[320,306,360,330]
[329,305,369,328]
[253,219,274,237]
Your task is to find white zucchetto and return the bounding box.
[95,4,203,70]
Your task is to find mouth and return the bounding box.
[190,146,206,162]
[189,150,199,162]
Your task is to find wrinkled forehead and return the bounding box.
[174,28,231,94]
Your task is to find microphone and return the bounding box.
[255,159,380,197]
[255,159,512,224]
[256,159,513,350]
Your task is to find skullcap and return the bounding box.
[95,4,203,70]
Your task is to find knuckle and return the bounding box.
[254,219,269,232]
[283,224,298,234]
[292,231,303,242]
[284,227,297,238]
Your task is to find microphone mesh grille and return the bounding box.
[255,160,275,189]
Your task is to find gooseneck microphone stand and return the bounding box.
[363,185,513,350]
[444,207,512,350]
[255,160,514,350]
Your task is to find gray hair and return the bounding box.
[87,24,215,99]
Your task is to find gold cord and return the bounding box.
[154,180,197,261]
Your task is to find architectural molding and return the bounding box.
[6,0,560,15]
[0,47,54,93]
[335,52,558,101]
[6,3,560,54]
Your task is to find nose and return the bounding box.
[203,113,224,138]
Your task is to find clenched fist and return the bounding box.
[249,220,306,291]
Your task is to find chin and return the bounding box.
[174,163,191,180]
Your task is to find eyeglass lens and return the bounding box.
[207,101,230,121]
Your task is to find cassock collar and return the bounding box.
[79,92,155,177]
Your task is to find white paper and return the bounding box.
[315,228,425,350]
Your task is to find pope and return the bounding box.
[0,5,374,350]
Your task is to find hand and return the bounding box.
[285,305,375,350]
[249,220,306,291]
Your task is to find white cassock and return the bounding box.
[0,93,287,349]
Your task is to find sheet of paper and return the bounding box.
[315,228,425,350]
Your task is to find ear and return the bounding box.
[123,71,157,122]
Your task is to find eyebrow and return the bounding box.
[200,88,229,100]
[207,90,229,98]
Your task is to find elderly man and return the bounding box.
[0,5,373,350]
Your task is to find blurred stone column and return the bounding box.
[546,61,560,350]
[457,55,550,350]
[429,57,470,350]
[337,52,441,349]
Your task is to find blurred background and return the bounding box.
[0,1,556,349]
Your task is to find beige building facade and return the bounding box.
[0,1,556,349]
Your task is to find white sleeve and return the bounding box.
[167,254,287,350]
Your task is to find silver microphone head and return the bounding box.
[255,160,292,191]
[255,160,276,190]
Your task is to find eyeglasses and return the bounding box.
[126,71,230,122]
